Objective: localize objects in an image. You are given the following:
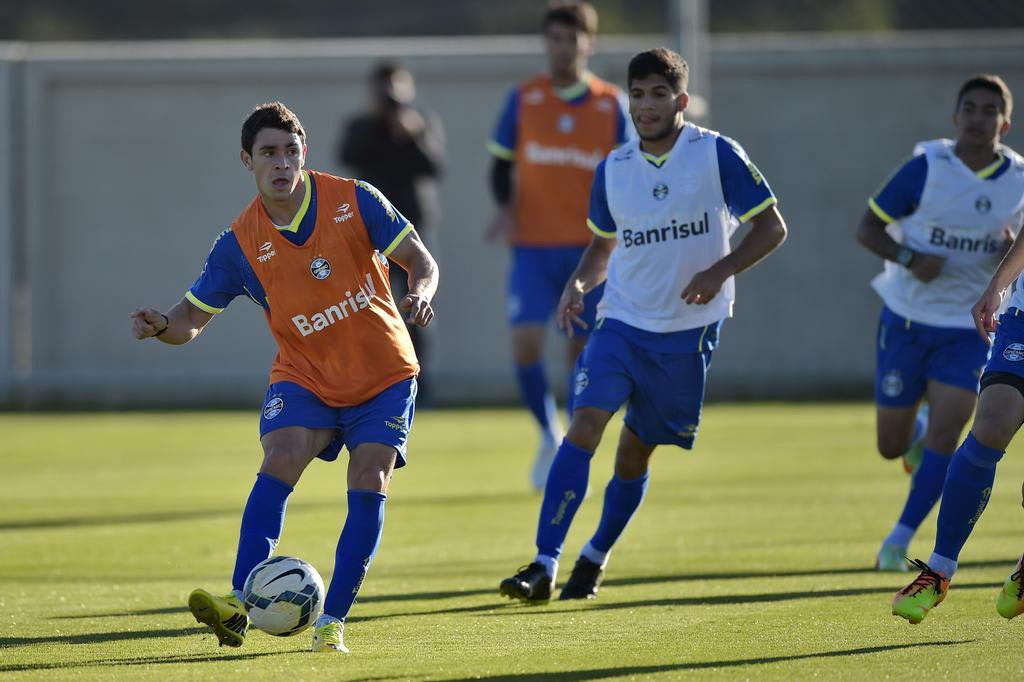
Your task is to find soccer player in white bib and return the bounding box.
[889,80,1024,624]
[499,47,787,602]
[858,75,1024,573]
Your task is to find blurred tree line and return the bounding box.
[1,0,1022,40]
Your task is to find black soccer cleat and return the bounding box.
[558,556,604,600]
[500,562,552,604]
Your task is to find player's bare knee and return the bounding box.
[970,416,1018,453]
[259,448,307,485]
[566,409,609,451]
[614,451,650,480]
[349,465,391,492]
[876,435,909,460]
[922,427,962,456]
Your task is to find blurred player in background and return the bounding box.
[486,0,631,490]
[131,102,438,652]
[339,61,445,403]
[858,75,1023,573]
[888,79,1024,624]
[500,48,786,602]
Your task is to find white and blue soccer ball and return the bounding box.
[242,556,325,636]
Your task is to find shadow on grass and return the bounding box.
[353,557,1017,606]
[478,580,1002,615]
[52,559,1012,622]
[54,606,187,620]
[0,625,207,647]
[598,558,1016,589]
[0,650,297,673]
[2,492,529,532]
[431,640,974,681]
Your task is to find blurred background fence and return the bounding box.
[1,1,1023,408]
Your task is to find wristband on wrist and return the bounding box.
[895,247,916,268]
[153,313,170,337]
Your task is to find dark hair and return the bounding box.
[240,101,306,155]
[371,60,405,83]
[542,1,598,36]
[628,48,689,94]
[957,74,1013,118]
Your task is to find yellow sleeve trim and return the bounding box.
[587,218,616,239]
[868,197,897,224]
[737,196,778,223]
[381,223,414,257]
[185,291,224,314]
[487,140,516,161]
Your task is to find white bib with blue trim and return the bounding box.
[598,124,739,333]
[872,139,1024,328]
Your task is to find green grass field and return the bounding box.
[3,404,1024,680]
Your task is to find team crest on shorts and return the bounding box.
[881,370,903,398]
[263,397,284,420]
[574,369,589,396]
[1003,343,1024,362]
[310,257,332,280]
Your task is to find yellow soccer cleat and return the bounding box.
[891,559,949,624]
[996,555,1024,619]
[188,589,249,648]
[311,616,349,653]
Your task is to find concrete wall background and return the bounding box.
[2,32,1023,407]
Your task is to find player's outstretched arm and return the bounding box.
[387,229,438,327]
[856,208,944,283]
[682,205,788,305]
[556,235,616,337]
[973,233,1024,342]
[130,298,214,345]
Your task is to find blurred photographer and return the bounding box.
[339,62,445,402]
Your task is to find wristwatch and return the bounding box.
[895,247,916,268]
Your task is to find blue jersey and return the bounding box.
[187,172,411,314]
[869,152,1012,224]
[587,135,777,237]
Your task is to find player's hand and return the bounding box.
[909,253,944,283]
[399,294,434,327]
[130,308,169,340]
[681,264,729,305]
[389,107,426,139]
[555,283,587,338]
[1000,226,1016,256]
[485,207,516,244]
[971,286,1002,344]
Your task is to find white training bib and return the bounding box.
[872,139,1024,328]
[598,124,739,333]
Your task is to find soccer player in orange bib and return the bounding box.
[487,1,631,490]
[130,102,438,653]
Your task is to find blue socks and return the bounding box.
[887,448,951,543]
[586,473,650,562]
[232,473,293,591]
[930,433,1005,577]
[323,490,387,621]
[515,362,558,435]
[535,440,594,561]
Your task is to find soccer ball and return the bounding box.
[242,556,325,636]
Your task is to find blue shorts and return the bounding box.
[258,378,417,468]
[508,245,603,333]
[572,318,719,449]
[982,307,1024,382]
[875,306,989,407]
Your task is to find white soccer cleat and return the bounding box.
[311,615,349,653]
[530,432,560,491]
